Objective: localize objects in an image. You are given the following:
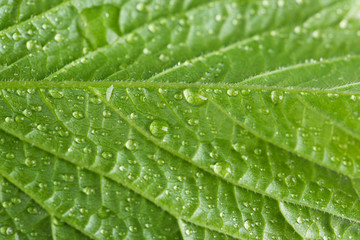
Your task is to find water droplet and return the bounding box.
[49,89,64,99]
[17,114,29,123]
[254,148,262,155]
[211,162,231,177]
[101,152,113,159]
[102,110,112,118]
[22,109,33,117]
[241,90,251,95]
[136,2,146,11]
[25,157,37,167]
[5,153,15,159]
[187,118,199,126]
[125,140,138,151]
[54,33,65,42]
[183,89,207,106]
[271,91,284,104]
[27,206,39,215]
[62,174,75,182]
[129,226,138,232]
[0,226,14,235]
[159,54,169,62]
[72,111,84,119]
[53,217,64,226]
[97,207,111,219]
[157,159,165,166]
[11,197,21,205]
[90,97,102,104]
[26,40,41,51]
[150,120,169,137]
[285,175,297,187]
[244,220,252,230]
[296,216,303,224]
[82,186,95,195]
[12,32,22,41]
[227,89,239,97]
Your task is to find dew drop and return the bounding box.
[48,89,64,99]
[241,90,251,95]
[54,33,65,42]
[25,157,37,167]
[62,174,75,182]
[150,120,169,137]
[0,226,14,236]
[227,89,239,97]
[156,159,165,166]
[72,111,84,119]
[244,220,252,230]
[129,226,138,232]
[125,140,138,151]
[5,153,15,159]
[22,109,33,117]
[26,40,41,51]
[183,89,207,106]
[97,207,111,219]
[82,186,95,195]
[12,32,22,41]
[27,207,39,215]
[101,152,113,159]
[136,2,146,11]
[211,162,231,177]
[102,110,112,118]
[271,91,284,104]
[285,175,297,187]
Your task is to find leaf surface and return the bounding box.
[0,0,359,239]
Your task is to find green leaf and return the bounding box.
[0,0,359,239]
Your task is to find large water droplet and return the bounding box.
[183,89,207,106]
[150,120,169,137]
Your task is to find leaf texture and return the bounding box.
[0,0,359,239]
